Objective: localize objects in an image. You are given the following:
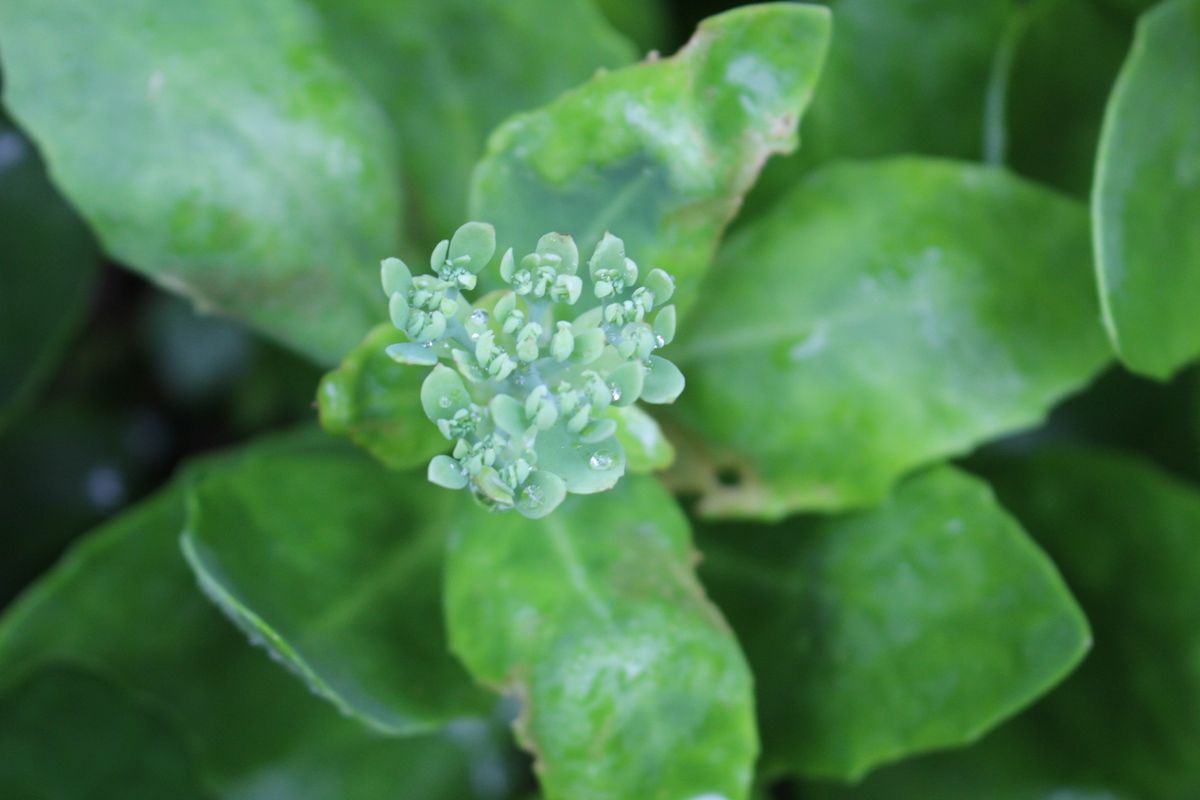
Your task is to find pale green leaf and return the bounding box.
[0,0,401,363]
[444,475,757,800]
[470,3,831,315]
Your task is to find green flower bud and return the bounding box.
[550,322,575,362]
[379,221,686,518]
[654,305,676,345]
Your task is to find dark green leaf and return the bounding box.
[671,158,1109,519]
[0,433,506,798]
[317,323,447,470]
[308,0,636,247]
[0,0,401,364]
[980,449,1200,797]
[1093,0,1200,379]
[182,431,490,734]
[698,466,1089,781]
[802,725,1132,800]
[0,666,210,800]
[745,0,1008,214]
[0,124,97,430]
[997,0,1130,198]
[470,3,831,315]
[750,0,1129,209]
[594,0,673,54]
[444,475,757,800]
[805,0,1005,162]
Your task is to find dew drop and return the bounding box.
[610,385,622,402]
[470,309,490,325]
[654,334,666,348]
[439,396,453,409]
[589,451,614,470]
[522,484,544,508]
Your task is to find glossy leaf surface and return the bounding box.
[1093,0,1200,378]
[470,3,831,315]
[0,435,498,799]
[672,158,1109,518]
[444,475,757,800]
[812,449,1200,798]
[309,0,635,248]
[183,432,489,734]
[0,124,97,430]
[0,0,400,363]
[699,466,1088,781]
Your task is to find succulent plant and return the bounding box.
[380,222,684,518]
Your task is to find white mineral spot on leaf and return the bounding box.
[147,69,165,98]
[789,322,828,361]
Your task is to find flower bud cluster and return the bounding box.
[381,222,684,518]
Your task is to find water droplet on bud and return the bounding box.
[522,485,544,508]
[589,451,614,470]
[470,309,490,325]
[439,396,453,409]
[654,334,666,348]
[610,385,622,402]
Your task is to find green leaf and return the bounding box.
[444,475,757,800]
[978,448,1200,797]
[0,433,504,798]
[996,0,1130,198]
[469,3,831,315]
[594,0,672,54]
[182,432,489,735]
[0,124,98,431]
[609,404,674,473]
[698,466,1089,782]
[809,448,1200,798]
[802,725,1133,800]
[812,0,1008,163]
[0,666,210,800]
[745,0,1008,213]
[671,158,1110,519]
[752,0,1131,209]
[318,324,448,470]
[1093,0,1200,379]
[0,0,401,364]
[308,0,636,245]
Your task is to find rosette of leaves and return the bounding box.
[381,222,683,518]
